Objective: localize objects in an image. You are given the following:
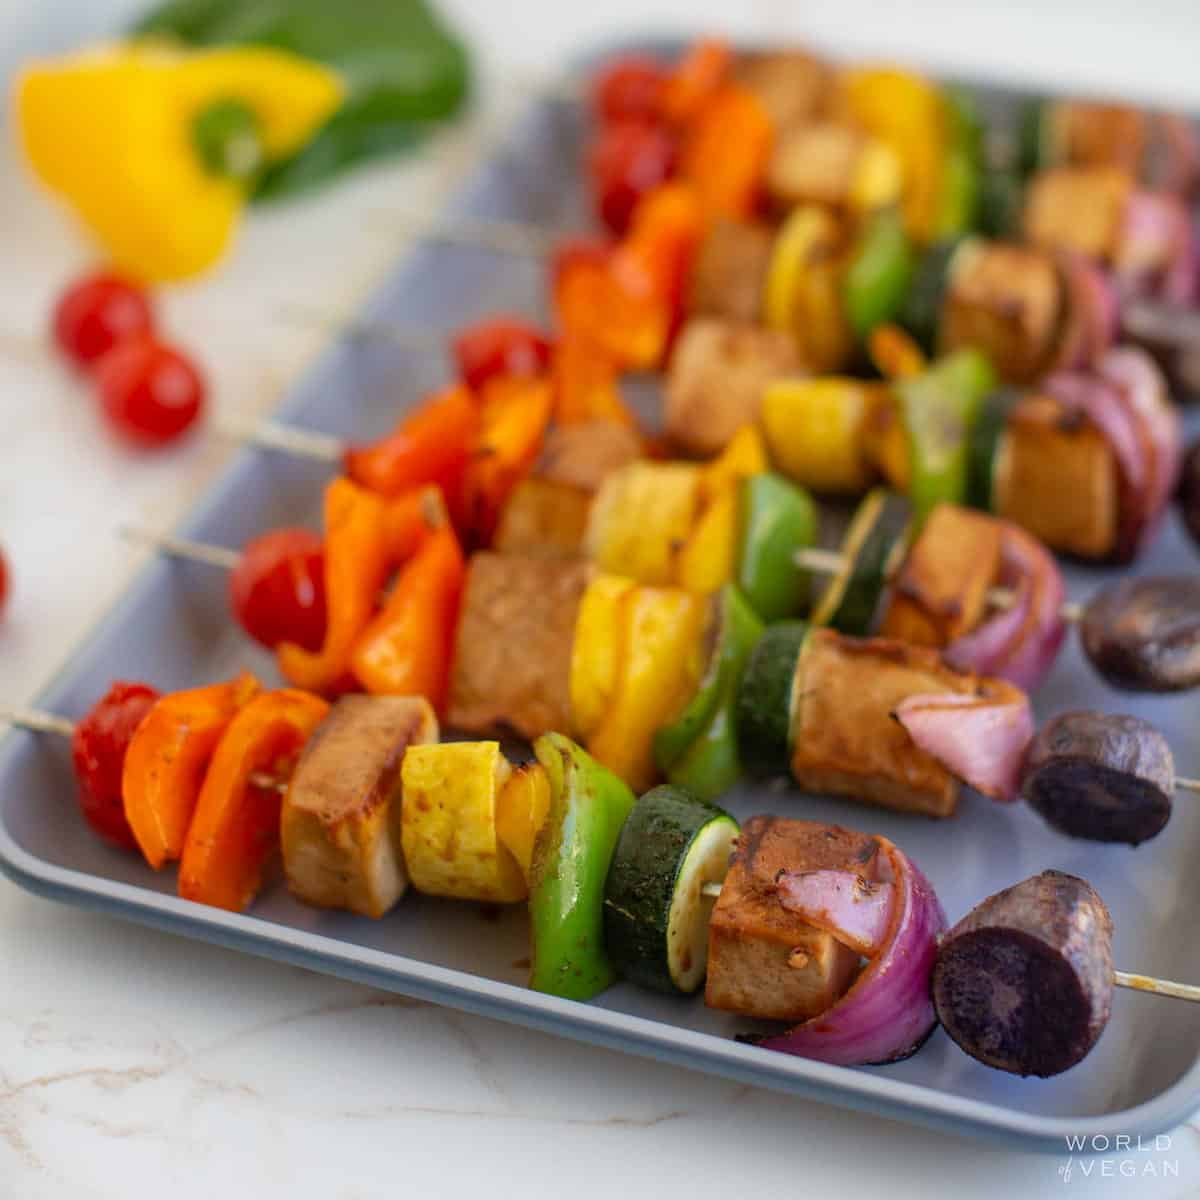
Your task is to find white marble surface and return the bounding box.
[3,2,1200,1195]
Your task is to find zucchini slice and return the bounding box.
[966,387,1020,512]
[604,786,739,994]
[736,620,808,777]
[898,237,963,354]
[811,489,912,636]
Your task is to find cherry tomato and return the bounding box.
[70,681,161,849]
[0,546,8,620]
[591,56,667,125]
[230,528,327,652]
[94,336,205,447]
[588,120,677,235]
[52,272,155,370]
[451,317,553,393]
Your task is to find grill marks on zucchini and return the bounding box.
[604,786,739,994]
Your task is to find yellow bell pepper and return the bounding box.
[16,44,343,282]
[843,67,945,245]
[584,461,702,585]
[699,424,769,502]
[400,741,527,903]
[495,762,552,885]
[763,205,854,373]
[586,585,709,793]
[761,377,878,495]
[675,486,740,594]
[569,574,636,740]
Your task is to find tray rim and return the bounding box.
[4,38,1200,1152]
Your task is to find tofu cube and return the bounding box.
[706,816,881,1022]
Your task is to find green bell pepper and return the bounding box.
[654,585,764,800]
[897,348,996,526]
[529,733,636,1001]
[736,473,818,623]
[933,88,983,239]
[843,209,915,340]
[133,0,470,201]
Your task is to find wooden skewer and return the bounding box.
[794,548,1088,621]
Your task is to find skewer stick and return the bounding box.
[794,548,1088,621]
[217,418,342,463]
[703,884,1200,1002]
[120,527,242,572]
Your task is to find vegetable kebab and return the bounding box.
[6,699,1199,1081]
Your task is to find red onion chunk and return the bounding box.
[757,839,946,1066]
[1096,347,1182,550]
[776,870,895,957]
[1118,191,1188,298]
[893,683,1034,803]
[945,521,1067,693]
[1044,369,1146,499]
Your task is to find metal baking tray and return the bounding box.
[2,43,1198,1151]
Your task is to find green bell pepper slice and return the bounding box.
[133,0,471,201]
[736,474,818,623]
[897,348,996,526]
[654,585,764,799]
[933,88,983,239]
[843,209,915,340]
[528,733,636,1001]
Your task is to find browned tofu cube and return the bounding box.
[735,50,835,133]
[706,816,881,1022]
[994,394,1119,560]
[687,218,773,324]
[448,553,589,740]
[880,504,1003,647]
[1022,166,1130,263]
[538,420,643,493]
[1052,101,1146,175]
[493,478,590,559]
[766,121,865,212]
[665,318,801,457]
[790,629,975,818]
[282,695,438,918]
[940,242,1063,384]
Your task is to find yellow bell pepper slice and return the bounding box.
[584,461,702,585]
[569,574,636,740]
[400,742,527,903]
[843,67,946,244]
[586,586,710,793]
[849,139,904,214]
[495,762,552,885]
[16,44,342,282]
[761,377,878,495]
[675,486,740,594]
[700,424,769,502]
[763,205,854,373]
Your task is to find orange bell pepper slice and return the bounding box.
[679,83,774,220]
[551,332,638,427]
[349,523,466,711]
[178,688,330,913]
[459,375,554,546]
[122,671,260,869]
[662,38,732,126]
[621,181,705,326]
[276,477,390,694]
[554,252,669,371]
[343,385,478,499]
[382,484,448,561]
